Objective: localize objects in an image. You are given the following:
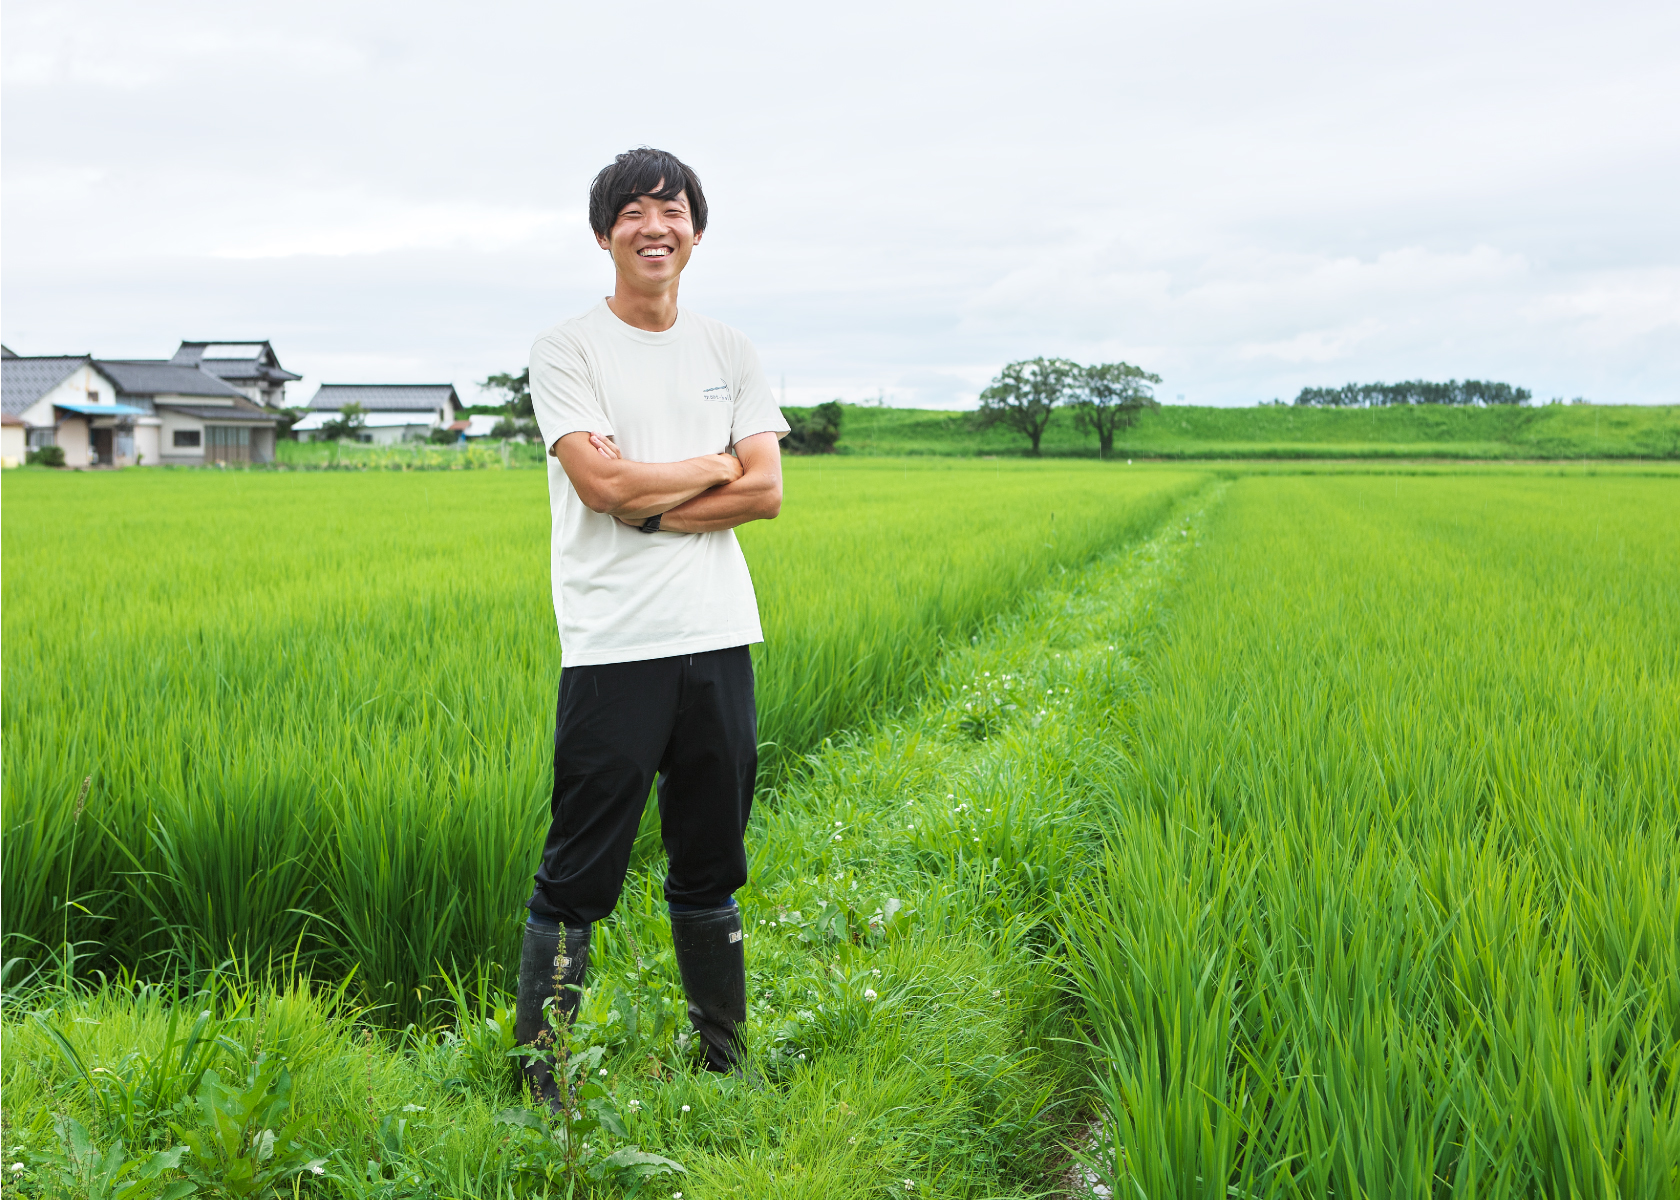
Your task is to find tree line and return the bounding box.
[1294,379,1531,407]
[475,360,1161,457]
[976,358,1161,456]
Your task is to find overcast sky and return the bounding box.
[4,0,1676,408]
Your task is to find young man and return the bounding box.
[516,147,788,1103]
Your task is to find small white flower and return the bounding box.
[833,833,842,841]
[674,1192,684,1199]
[681,1104,691,1112]
[973,837,980,842]
[598,1067,608,1076]
[904,1182,916,1192]
[864,988,877,1001]
[946,793,955,799]
[10,1163,24,1174]
[835,821,843,828]
[310,1164,326,1176]
[760,919,766,925]
[992,989,1002,999]
[798,1052,807,1060]
[871,968,881,976]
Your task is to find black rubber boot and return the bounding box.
[670,903,747,1074]
[514,919,591,1110]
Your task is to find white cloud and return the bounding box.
[3,0,1677,406]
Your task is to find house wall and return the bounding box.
[1,424,25,466]
[134,423,161,466]
[366,423,432,445]
[158,409,206,465]
[57,416,91,466]
[17,365,120,432]
[251,427,276,463]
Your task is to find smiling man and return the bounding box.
[514,147,789,1104]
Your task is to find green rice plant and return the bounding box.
[0,460,1201,1018]
[2,481,1218,1198]
[1062,474,1680,1196]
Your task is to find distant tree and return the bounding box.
[273,406,310,441]
[482,368,533,417]
[975,357,1079,455]
[316,402,368,442]
[1294,379,1532,407]
[492,416,541,441]
[1073,361,1162,457]
[784,400,844,453]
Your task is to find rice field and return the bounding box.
[1065,473,1680,1195]
[3,460,1676,1197]
[0,459,1204,1013]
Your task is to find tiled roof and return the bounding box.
[309,384,460,412]
[95,360,248,400]
[163,405,279,424]
[2,356,93,417]
[173,341,302,384]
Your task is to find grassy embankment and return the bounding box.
[818,401,1680,460]
[1066,473,1680,1195]
[2,463,1215,1196]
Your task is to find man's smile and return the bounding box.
[638,246,672,258]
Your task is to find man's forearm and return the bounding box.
[661,470,782,533]
[554,434,736,518]
[599,458,718,519]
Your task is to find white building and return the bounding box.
[1,345,279,466]
[294,384,462,444]
[169,341,301,408]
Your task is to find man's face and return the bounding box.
[596,185,700,289]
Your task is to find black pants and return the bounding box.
[527,645,757,926]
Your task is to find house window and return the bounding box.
[173,430,202,448]
[27,427,55,449]
[205,425,251,463]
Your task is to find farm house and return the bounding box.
[294,383,462,444]
[1,343,287,466]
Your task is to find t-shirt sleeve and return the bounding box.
[729,336,791,444]
[530,332,612,450]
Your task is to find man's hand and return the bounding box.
[658,432,782,533]
[552,431,742,518]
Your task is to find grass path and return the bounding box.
[2,484,1222,1198]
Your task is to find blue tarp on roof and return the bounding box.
[54,402,149,416]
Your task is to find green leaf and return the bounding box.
[494,1108,547,1130]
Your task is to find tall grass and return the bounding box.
[1061,474,1680,1195]
[0,460,1202,1020]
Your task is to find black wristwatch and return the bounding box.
[638,514,662,534]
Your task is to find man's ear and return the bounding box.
[693,229,703,246]
[596,231,612,251]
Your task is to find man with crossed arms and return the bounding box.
[515,147,788,1103]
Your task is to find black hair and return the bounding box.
[588,147,708,238]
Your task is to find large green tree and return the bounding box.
[1073,361,1162,457]
[975,357,1079,456]
[482,368,533,416]
[316,402,367,442]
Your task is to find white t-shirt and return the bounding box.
[529,300,790,666]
